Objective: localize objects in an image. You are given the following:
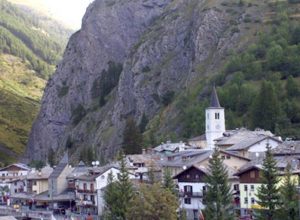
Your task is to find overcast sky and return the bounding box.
[43,0,94,29]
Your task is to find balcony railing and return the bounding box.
[76,189,96,193]
[178,191,203,198]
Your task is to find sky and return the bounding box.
[9,0,94,29]
[42,0,94,29]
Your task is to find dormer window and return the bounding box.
[215,113,220,119]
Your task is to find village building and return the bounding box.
[154,141,192,155]
[126,153,162,182]
[0,163,30,184]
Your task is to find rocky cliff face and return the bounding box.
[25,0,247,162]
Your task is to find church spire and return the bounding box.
[210,86,221,108]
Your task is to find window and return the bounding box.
[233,184,239,191]
[251,198,255,204]
[221,155,225,160]
[83,183,87,190]
[215,113,220,119]
[226,155,231,159]
[250,185,254,191]
[33,181,37,186]
[244,197,248,204]
[90,195,95,202]
[83,194,87,201]
[186,174,190,179]
[14,189,17,193]
[250,171,256,178]
[244,185,248,191]
[1,174,4,177]
[184,198,191,204]
[90,183,94,192]
[193,210,198,220]
[184,185,193,193]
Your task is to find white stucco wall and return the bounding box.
[239,183,261,209]
[206,108,225,149]
[178,182,206,210]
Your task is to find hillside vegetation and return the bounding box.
[145,0,300,144]
[0,0,70,165]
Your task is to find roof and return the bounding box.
[209,86,221,108]
[49,153,69,179]
[173,165,208,179]
[161,150,212,168]
[188,134,206,142]
[234,164,263,176]
[0,216,17,220]
[154,141,190,153]
[27,166,53,180]
[226,135,281,151]
[34,190,75,202]
[76,164,120,181]
[272,141,300,155]
[0,163,30,172]
[126,154,161,170]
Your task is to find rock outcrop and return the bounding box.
[25,0,241,162]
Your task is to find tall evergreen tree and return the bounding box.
[103,154,133,220]
[139,113,148,133]
[123,117,143,154]
[278,163,299,220]
[163,168,176,194]
[255,145,280,220]
[47,148,56,167]
[251,81,280,132]
[203,148,234,220]
[286,76,299,98]
[103,172,119,220]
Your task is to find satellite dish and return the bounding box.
[183,166,187,170]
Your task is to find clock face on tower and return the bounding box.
[216,124,220,129]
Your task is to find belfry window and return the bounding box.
[215,113,220,119]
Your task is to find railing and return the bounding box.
[75,199,96,206]
[178,191,203,198]
[77,188,96,193]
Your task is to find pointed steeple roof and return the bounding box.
[210,86,221,108]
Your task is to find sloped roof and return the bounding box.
[49,153,69,179]
[0,163,30,172]
[272,141,300,155]
[27,166,53,180]
[226,136,281,151]
[209,86,221,108]
[76,164,120,181]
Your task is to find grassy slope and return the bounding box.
[0,0,70,165]
[0,54,45,163]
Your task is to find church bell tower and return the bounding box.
[205,86,225,149]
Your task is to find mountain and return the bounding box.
[0,0,71,165]
[25,0,300,164]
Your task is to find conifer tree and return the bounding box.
[203,148,234,220]
[255,145,280,220]
[278,163,299,220]
[103,154,133,220]
[163,168,176,194]
[251,81,280,132]
[115,154,133,219]
[139,113,148,133]
[123,117,143,154]
[103,172,119,220]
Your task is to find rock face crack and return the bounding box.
[25,0,231,162]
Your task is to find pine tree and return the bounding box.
[203,148,234,220]
[103,154,133,220]
[163,168,176,194]
[251,81,280,132]
[139,113,148,133]
[116,154,133,219]
[47,148,55,167]
[286,76,299,98]
[123,117,143,154]
[255,145,280,220]
[103,171,119,220]
[278,163,299,220]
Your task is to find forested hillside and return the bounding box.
[174,1,300,141]
[0,0,71,165]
